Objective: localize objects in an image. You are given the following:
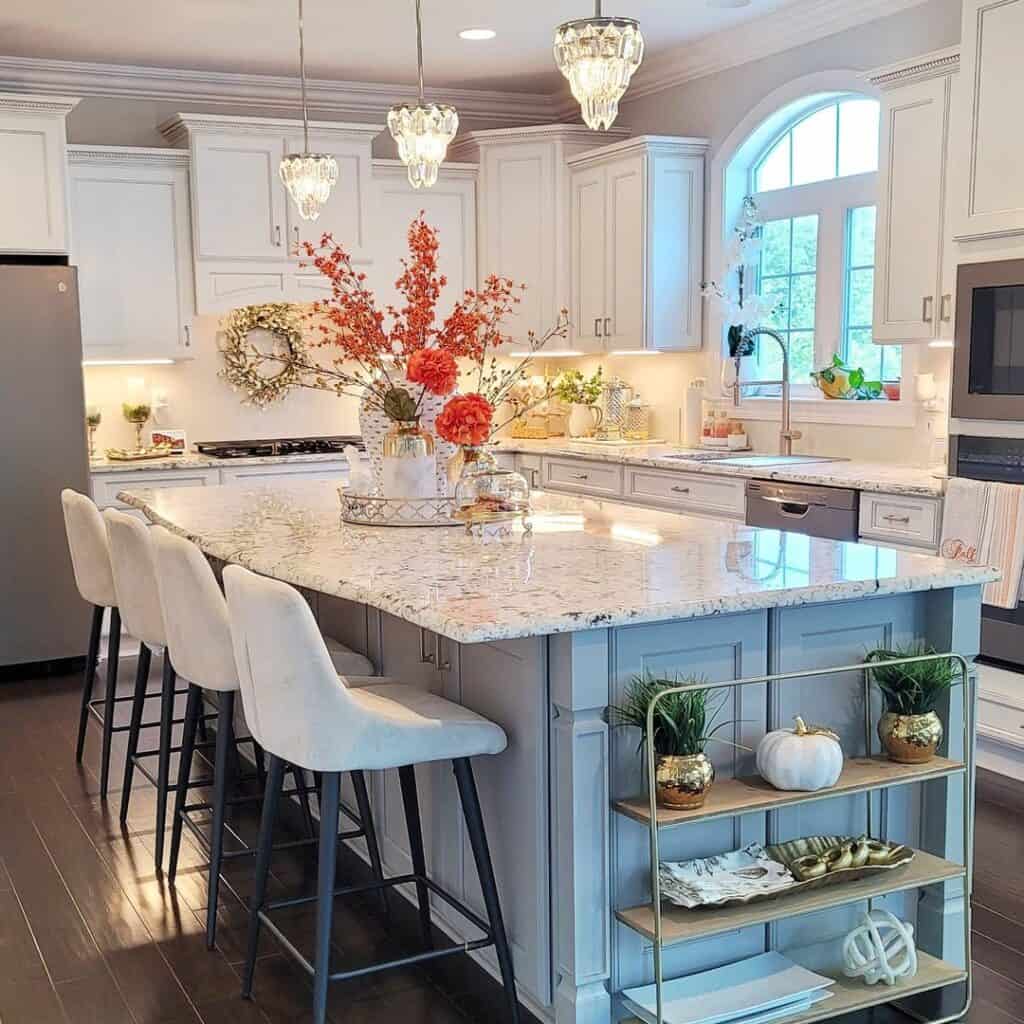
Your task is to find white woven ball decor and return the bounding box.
[841,909,918,986]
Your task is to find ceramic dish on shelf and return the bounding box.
[659,835,914,910]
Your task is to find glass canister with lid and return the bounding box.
[623,393,652,441]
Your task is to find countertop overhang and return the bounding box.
[119,481,996,644]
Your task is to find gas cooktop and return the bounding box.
[194,436,363,459]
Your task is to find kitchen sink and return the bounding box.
[660,452,849,467]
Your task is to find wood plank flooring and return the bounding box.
[1,658,1022,1024]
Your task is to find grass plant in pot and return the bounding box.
[865,644,957,764]
[611,673,731,809]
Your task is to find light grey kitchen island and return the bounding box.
[120,481,997,1024]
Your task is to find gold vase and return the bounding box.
[878,710,943,764]
[655,753,715,809]
[381,419,437,499]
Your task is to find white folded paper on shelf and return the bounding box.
[621,951,835,1024]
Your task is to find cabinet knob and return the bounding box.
[594,318,602,337]
[922,295,934,323]
[604,317,612,336]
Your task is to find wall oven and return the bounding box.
[949,434,1024,671]
[952,258,1024,421]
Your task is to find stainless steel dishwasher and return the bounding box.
[745,480,859,541]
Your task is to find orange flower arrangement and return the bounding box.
[406,347,458,396]
[435,393,495,447]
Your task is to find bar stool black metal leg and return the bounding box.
[168,683,203,883]
[76,604,104,763]
[453,757,519,1024]
[398,764,433,949]
[119,642,152,824]
[98,607,121,800]
[293,765,315,837]
[206,691,235,949]
[253,742,267,787]
[153,653,177,872]
[312,771,340,1024]
[352,770,388,920]
[242,754,285,999]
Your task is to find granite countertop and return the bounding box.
[495,439,947,498]
[90,451,354,473]
[120,481,994,644]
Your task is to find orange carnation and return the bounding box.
[435,393,494,447]
[406,347,458,396]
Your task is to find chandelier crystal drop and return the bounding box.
[280,0,338,221]
[389,0,459,189]
[553,2,644,131]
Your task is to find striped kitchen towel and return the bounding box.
[939,477,1024,609]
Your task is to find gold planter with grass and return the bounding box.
[655,752,715,809]
[878,710,943,764]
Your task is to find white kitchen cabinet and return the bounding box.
[542,456,623,497]
[69,147,195,362]
[568,135,708,353]
[0,93,78,255]
[624,466,745,520]
[858,491,943,551]
[91,467,219,509]
[449,125,624,353]
[160,114,380,313]
[369,160,477,318]
[217,460,349,485]
[868,50,959,345]
[955,0,1024,242]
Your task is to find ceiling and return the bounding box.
[0,0,805,93]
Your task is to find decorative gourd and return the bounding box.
[756,716,843,792]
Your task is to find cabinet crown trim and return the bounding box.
[866,46,960,89]
[567,133,710,167]
[372,158,478,179]
[448,122,628,159]
[0,90,79,115]
[159,112,384,146]
[69,144,190,167]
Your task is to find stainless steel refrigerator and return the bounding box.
[0,263,91,669]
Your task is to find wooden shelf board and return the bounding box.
[612,756,965,828]
[616,850,964,946]
[618,951,966,1024]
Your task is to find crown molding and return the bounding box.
[0,91,79,115]
[566,133,710,167]
[623,0,934,102]
[0,55,558,126]
[449,122,629,160]
[159,112,385,145]
[68,143,189,166]
[866,46,960,90]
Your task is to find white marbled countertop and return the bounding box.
[93,440,946,498]
[120,481,993,644]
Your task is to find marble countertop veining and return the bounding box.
[495,440,947,498]
[119,481,994,644]
[89,451,354,473]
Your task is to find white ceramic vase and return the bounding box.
[567,403,602,438]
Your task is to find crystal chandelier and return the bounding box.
[279,0,338,221]
[388,0,459,189]
[553,1,644,131]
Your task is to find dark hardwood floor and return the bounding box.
[1,658,1022,1024]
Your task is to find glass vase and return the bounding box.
[453,447,531,527]
[381,419,437,499]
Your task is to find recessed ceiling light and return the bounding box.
[459,27,496,40]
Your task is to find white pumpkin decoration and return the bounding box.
[756,716,843,792]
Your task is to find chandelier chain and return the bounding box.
[415,0,425,103]
[296,0,310,151]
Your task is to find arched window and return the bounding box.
[746,95,899,390]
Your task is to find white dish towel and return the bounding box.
[939,477,1024,609]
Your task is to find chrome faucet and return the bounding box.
[727,327,802,456]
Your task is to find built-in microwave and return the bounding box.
[951,258,1024,421]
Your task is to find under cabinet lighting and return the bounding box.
[459,27,496,40]
[928,340,954,349]
[82,359,176,366]
[608,349,661,356]
[509,350,585,358]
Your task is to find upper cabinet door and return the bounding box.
[956,0,1024,241]
[285,133,374,263]
[873,76,950,342]
[570,165,607,352]
[70,152,195,362]
[603,155,646,352]
[191,132,287,260]
[0,97,76,254]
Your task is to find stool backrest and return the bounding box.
[61,489,116,609]
[103,509,166,649]
[223,564,357,764]
[151,526,237,694]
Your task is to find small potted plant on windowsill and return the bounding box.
[865,643,957,764]
[610,673,732,809]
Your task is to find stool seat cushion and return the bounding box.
[324,639,374,678]
[342,683,507,771]
[62,490,117,609]
[104,509,167,649]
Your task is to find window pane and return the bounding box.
[756,134,791,192]
[846,327,883,380]
[788,330,815,382]
[761,276,790,331]
[881,344,903,383]
[789,274,817,330]
[847,268,874,327]
[791,215,819,273]
[792,105,838,186]
[838,99,880,177]
[848,205,876,267]
[760,218,791,277]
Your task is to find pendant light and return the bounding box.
[279,0,338,221]
[553,1,644,131]
[388,0,459,189]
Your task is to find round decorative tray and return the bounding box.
[338,489,463,527]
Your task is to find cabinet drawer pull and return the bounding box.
[940,294,952,322]
[293,225,300,245]
[604,317,612,336]
[183,324,191,348]
[594,318,602,337]
[883,513,911,525]
[275,225,282,247]
[571,472,589,481]
[670,485,690,494]
[922,295,934,322]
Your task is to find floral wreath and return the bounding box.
[219,303,306,407]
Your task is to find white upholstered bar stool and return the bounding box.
[61,490,122,796]
[151,526,385,950]
[223,565,519,1024]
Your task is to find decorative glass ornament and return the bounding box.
[453,447,531,527]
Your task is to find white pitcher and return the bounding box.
[567,403,603,439]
